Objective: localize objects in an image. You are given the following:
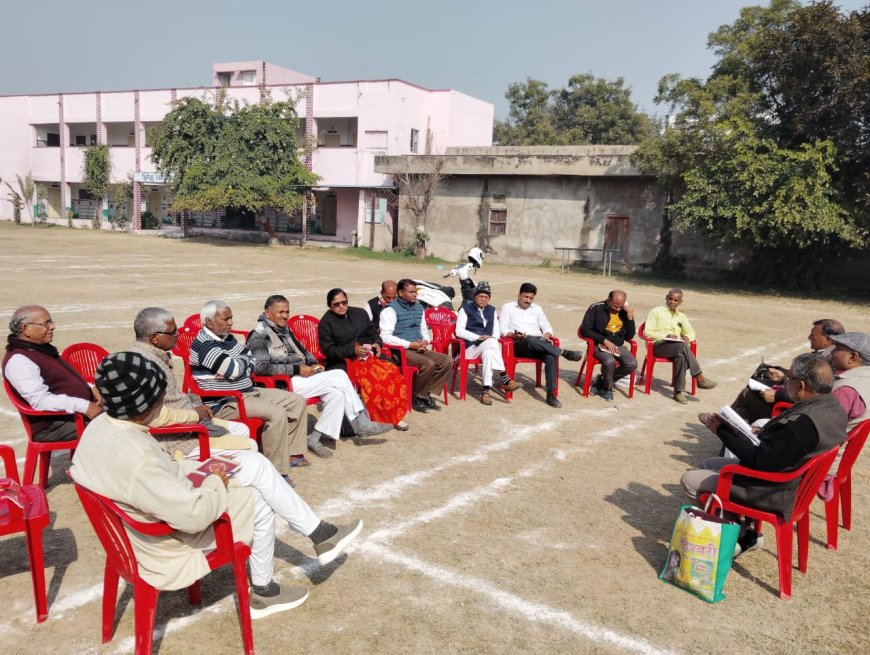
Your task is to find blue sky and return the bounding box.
[3,1,865,120]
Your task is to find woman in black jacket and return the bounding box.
[319,288,408,429]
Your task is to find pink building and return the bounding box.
[0,61,494,246]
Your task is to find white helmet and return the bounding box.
[468,247,484,268]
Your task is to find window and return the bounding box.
[365,197,387,224]
[410,128,419,153]
[217,72,231,87]
[46,133,60,147]
[240,71,256,86]
[75,135,87,146]
[488,209,507,235]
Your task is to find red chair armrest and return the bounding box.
[0,444,20,484]
[148,424,211,460]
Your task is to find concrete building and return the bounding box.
[375,145,716,270]
[0,61,494,245]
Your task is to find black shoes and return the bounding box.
[561,349,583,362]
[411,397,429,413]
[546,393,562,408]
[424,395,441,411]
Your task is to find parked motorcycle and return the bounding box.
[414,247,485,310]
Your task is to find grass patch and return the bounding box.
[335,246,451,265]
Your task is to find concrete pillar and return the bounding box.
[133,90,141,231]
[58,94,68,219]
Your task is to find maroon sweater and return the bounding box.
[3,337,91,436]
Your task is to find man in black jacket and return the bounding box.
[579,290,637,401]
[681,353,847,556]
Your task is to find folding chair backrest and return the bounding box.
[173,325,197,359]
[425,307,457,343]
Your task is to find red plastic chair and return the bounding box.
[61,342,212,460]
[73,483,254,655]
[573,337,637,398]
[636,322,697,396]
[0,444,50,623]
[183,314,248,340]
[821,419,870,551]
[699,446,839,600]
[61,343,109,384]
[501,336,561,398]
[173,325,264,441]
[287,314,327,365]
[426,307,494,402]
[772,402,793,418]
[383,345,449,407]
[4,379,84,488]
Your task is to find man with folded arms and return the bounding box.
[4,305,103,441]
[190,300,308,480]
[643,288,716,404]
[70,352,363,618]
[500,282,583,409]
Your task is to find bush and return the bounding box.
[140,211,159,230]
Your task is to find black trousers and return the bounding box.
[513,336,560,393]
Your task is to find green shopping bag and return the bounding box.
[659,495,740,603]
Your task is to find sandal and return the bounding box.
[290,455,311,467]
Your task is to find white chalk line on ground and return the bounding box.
[1,334,793,651]
[363,545,679,655]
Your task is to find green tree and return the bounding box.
[5,173,36,225]
[493,75,652,145]
[82,144,111,201]
[150,92,317,225]
[633,0,868,286]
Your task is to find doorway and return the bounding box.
[604,214,629,262]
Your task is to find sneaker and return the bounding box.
[425,395,442,411]
[480,391,493,405]
[307,433,334,458]
[546,393,562,408]
[601,387,614,402]
[696,376,717,390]
[674,392,689,405]
[561,349,583,362]
[314,519,363,566]
[249,582,309,619]
[411,397,429,413]
[733,531,764,559]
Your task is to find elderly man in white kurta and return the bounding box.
[70,351,361,619]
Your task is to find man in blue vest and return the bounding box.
[455,281,521,405]
[380,279,453,413]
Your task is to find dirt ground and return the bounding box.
[0,223,868,655]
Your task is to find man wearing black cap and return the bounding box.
[71,352,362,619]
[455,281,521,405]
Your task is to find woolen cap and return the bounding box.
[831,332,870,364]
[95,351,167,419]
[473,281,492,297]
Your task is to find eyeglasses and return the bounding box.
[27,319,55,328]
[153,329,179,336]
[330,300,349,308]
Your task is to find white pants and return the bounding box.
[290,369,364,440]
[464,339,505,387]
[222,420,250,437]
[188,442,320,586]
